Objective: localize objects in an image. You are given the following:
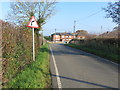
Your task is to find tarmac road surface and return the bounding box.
[49,44,119,89]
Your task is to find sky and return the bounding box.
[0,1,117,36]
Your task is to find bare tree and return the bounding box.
[103,0,120,25]
[7,0,56,27]
[7,0,56,48]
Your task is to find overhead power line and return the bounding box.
[86,9,103,18]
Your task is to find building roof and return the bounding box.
[61,33,74,36]
[52,32,74,36]
[52,33,61,35]
[52,32,87,36]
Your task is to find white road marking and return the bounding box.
[49,46,62,88]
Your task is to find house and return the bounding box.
[75,30,88,39]
[76,33,85,39]
[51,30,88,43]
[61,33,74,43]
[51,32,74,43]
[75,30,88,35]
[52,33,61,42]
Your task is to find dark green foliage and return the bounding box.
[44,36,52,41]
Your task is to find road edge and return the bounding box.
[49,45,62,88]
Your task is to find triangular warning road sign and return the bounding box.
[26,16,40,28]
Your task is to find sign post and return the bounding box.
[32,28,35,61]
[26,16,40,61]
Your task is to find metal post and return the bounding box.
[74,20,76,44]
[32,28,35,61]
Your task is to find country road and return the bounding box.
[49,44,119,89]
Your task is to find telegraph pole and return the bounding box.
[101,25,103,38]
[55,28,56,43]
[74,20,76,44]
[101,26,102,34]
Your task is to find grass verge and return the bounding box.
[5,43,51,88]
[65,43,119,64]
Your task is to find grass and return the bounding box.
[5,43,51,88]
[65,43,119,64]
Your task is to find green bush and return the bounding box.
[2,20,42,84]
[67,38,119,63]
[5,44,51,88]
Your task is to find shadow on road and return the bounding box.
[37,66,118,89]
[50,44,118,70]
[51,74,118,89]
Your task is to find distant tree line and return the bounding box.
[44,36,52,41]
